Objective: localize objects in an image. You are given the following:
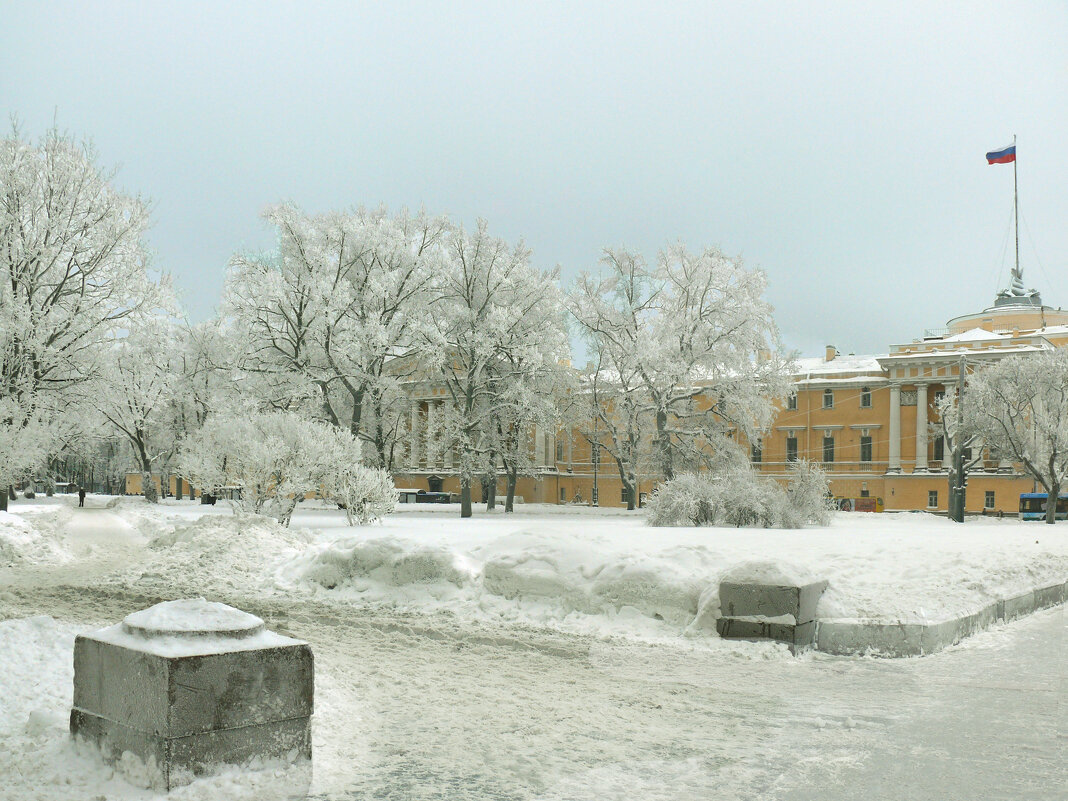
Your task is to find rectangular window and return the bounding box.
[786,437,798,462]
[985,490,995,509]
[860,387,871,408]
[787,394,797,410]
[555,440,564,463]
[823,389,834,409]
[860,436,872,462]
[860,489,870,497]
[751,442,762,463]
[934,436,944,462]
[822,436,834,463]
[621,487,629,503]
[928,490,938,508]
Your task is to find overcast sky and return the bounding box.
[2,1,1065,358]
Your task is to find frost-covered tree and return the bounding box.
[572,341,650,510]
[0,125,161,415]
[178,410,394,526]
[966,351,1068,524]
[0,125,163,500]
[490,339,574,512]
[570,245,790,491]
[934,383,984,523]
[225,205,446,468]
[92,319,181,502]
[416,220,570,518]
[0,399,49,511]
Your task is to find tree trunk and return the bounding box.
[656,409,673,481]
[948,443,965,522]
[484,474,496,511]
[0,489,7,512]
[1046,480,1060,525]
[7,485,15,501]
[460,478,472,518]
[505,467,517,513]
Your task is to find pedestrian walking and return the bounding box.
[78,486,86,507]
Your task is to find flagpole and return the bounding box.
[1013,134,1019,280]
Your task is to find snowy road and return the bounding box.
[1,578,1064,800]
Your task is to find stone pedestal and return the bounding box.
[716,580,828,654]
[70,599,313,791]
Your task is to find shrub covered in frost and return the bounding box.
[179,411,396,526]
[646,460,831,529]
[321,461,397,526]
[644,473,718,527]
[785,460,834,526]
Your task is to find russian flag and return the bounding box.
[986,144,1016,164]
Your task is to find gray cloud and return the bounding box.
[3,1,1065,357]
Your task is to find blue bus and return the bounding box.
[1019,493,1068,521]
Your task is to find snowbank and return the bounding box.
[127,513,316,597]
[0,508,73,565]
[276,508,1068,637]
[5,499,1065,642]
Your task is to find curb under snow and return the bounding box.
[814,580,1067,657]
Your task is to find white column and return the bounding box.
[547,429,557,469]
[915,383,928,472]
[534,425,545,466]
[443,402,453,470]
[410,401,422,468]
[426,401,438,468]
[888,384,901,473]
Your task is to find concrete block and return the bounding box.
[1033,583,1065,611]
[719,580,829,625]
[920,606,994,654]
[816,620,925,657]
[1001,591,1035,622]
[716,618,817,654]
[70,599,313,791]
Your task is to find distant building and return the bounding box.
[396,273,1068,513]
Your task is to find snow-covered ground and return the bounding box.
[0,496,1065,799]
[6,495,1063,637]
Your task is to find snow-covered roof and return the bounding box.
[938,327,1010,342]
[793,354,885,377]
[878,343,1051,364]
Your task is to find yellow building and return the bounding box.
[396,281,1068,514]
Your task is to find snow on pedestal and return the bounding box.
[70,598,313,792]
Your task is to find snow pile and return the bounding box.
[0,508,72,565]
[279,509,1068,633]
[479,531,709,626]
[294,536,475,591]
[129,513,316,596]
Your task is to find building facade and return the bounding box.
[395,284,1068,514]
